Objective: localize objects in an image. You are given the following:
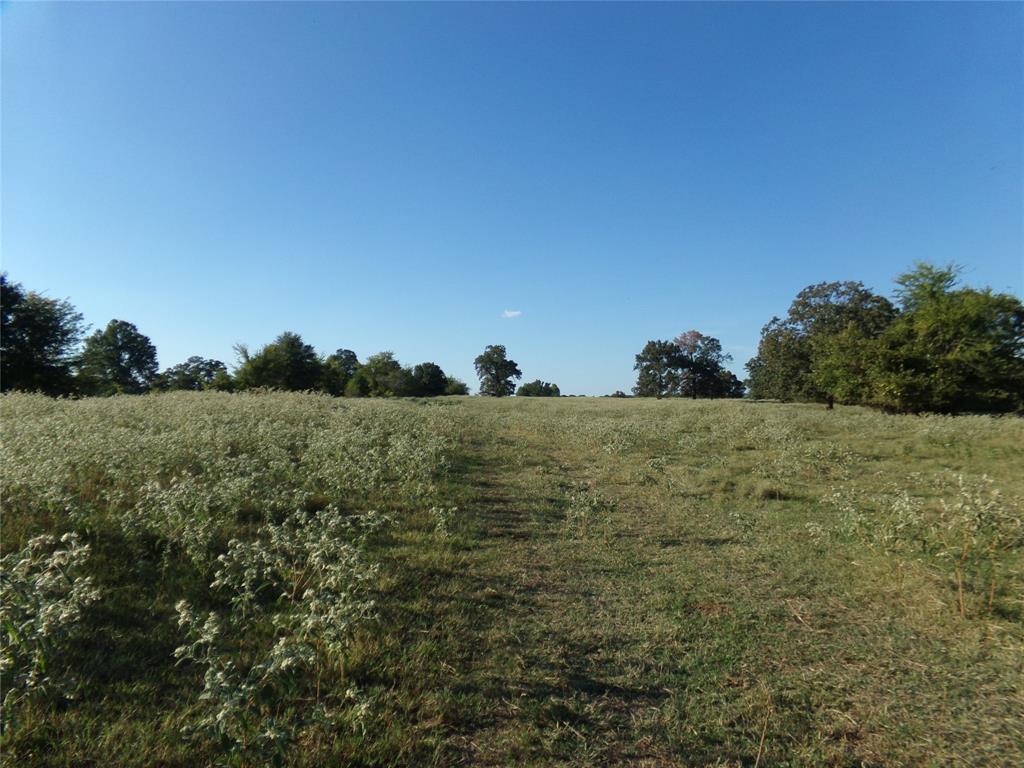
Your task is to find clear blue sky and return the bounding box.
[3,1,1021,395]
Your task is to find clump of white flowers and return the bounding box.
[174,506,387,764]
[823,475,1022,616]
[0,533,100,726]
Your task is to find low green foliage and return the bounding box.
[0,533,100,728]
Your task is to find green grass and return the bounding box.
[2,393,1022,766]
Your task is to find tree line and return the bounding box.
[745,263,1024,413]
[0,275,562,398]
[1,275,474,397]
[3,261,1021,412]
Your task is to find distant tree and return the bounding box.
[344,369,371,397]
[609,390,628,398]
[410,362,448,397]
[234,332,323,391]
[674,330,735,398]
[517,379,560,397]
[865,266,1024,413]
[633,340,685,397]
[78,319,158,395]
[746,281,896,401]
[156,356,228,391]
[635,333,742,398]
[444,376,470,396]
[1,274,87,395]
[207,368,236,392]
[474,345,522,396]
[360,352,413,397]
[319,348,359,395]
[715,370,747,398]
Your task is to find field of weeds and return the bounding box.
[2,392,1022,766]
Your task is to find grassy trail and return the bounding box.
[434,402,1023,767]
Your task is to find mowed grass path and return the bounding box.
[413,399,1023,766]
[2,395,1021,766]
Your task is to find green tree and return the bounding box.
[635,333,742,399]
[319,349,359,396]
[866,266,1023,413]
[746,281,896,401]
[78,319,158,395]
[633,340,685,397]
[517,380,560,397]
[234,332,323,391]
[359,352,413,397]
[674,331,735,398]
[1,275,86,395]
[344,369,371,398]
[156,356,228,391]
[409,362,448,397]
[474,345,522,396]
[444,376,470,396]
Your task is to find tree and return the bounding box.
[866,266,1023,413]
[517,380,560,397]
[233,332,323,391]
[319,349,359,396]
[894,262,960,313]
[633,340,685,397]
[1,274,87,395]
[635,333,742,399]
[474,345,521,396]
[674,330,735,398]
[444,376,470,396]
[78,320,158,395]
[746,281,896,401]
[409,362,448,397]
[156,356,228,391]
[360,352,413,397]
[344,369,371,398]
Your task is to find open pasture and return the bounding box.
[1,393,1022,766]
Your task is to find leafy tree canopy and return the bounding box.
[746,281,896,401]
[1,274,86,395]
[234,332,323,392]
[79,320,158,395]
[517,380,560,397]
[156,356,228,392]
[474,345,522,397]
[410,362,448,397]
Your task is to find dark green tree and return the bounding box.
[78,319,158,395]
[674,331,735,398]
[633,340,685,397]
[360,352,413,397]
[474,345,522,396]
[233,332,323,391]
[866,266,1023,413]
[155,356,228,391]
[410,362,448,397]
[1,275,87,395]
[516,380,560,397]
[635,333,741,398]
[344,369,371,397]
[319,349,359,395]
[444,376,470,396]
[746,281,896,401]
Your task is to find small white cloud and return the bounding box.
[502,309,522,319]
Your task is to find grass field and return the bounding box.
[2,393,1022,766]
